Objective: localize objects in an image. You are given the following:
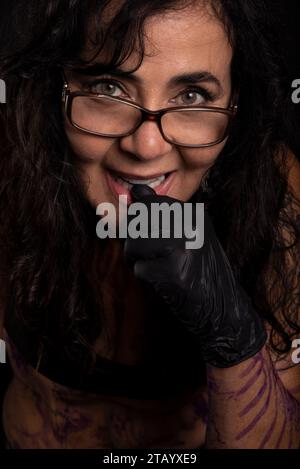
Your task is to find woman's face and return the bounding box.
[64,3,233,210]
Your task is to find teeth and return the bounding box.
[115,177,131,190]
[114,174,166,190]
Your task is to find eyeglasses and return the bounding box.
[62,79,238,148]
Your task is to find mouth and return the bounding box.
[105,169,175,204]
[111,170,172,189]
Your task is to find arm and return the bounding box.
[206,346,300,448]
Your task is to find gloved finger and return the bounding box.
[133,249,189,285]
[131,184,156,201]
[130,184,184,207]
[123,235,182,265]
[129,184,187,240]
[133,256,177,285]
[133,256,190,315]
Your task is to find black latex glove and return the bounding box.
[124,184,267,368]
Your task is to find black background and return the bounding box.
[276,0,300,158]
[280,1,300,76]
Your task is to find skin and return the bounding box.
[2,3,300,449]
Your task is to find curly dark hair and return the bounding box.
[0,0,299,370]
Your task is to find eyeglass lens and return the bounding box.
[71,95,230,145]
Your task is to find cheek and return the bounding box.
[181,139,227,170]
[65,123,113,161]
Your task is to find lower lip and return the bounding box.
[105,170,176,205]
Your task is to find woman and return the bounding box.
[0,0,300,449]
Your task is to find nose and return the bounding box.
[119,120,173,161]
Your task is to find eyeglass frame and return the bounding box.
[62,75,238,148]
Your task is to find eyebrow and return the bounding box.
[169,72,222,90]
[74,65,222,90]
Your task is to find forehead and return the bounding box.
[139,7,232,78]
[85,3,232,79]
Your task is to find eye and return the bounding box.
[173,88,214,106]
[85,79,126,97]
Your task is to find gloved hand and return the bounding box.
[123,184,267,368]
